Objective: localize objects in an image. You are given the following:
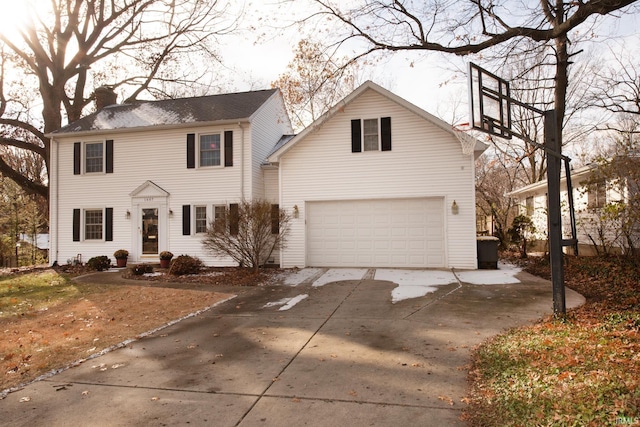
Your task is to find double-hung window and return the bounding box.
[85,142,104,173]
[351,117,391,152]
[73,208,112,242]
[525,196,534,216]
[74,140,113,175]
[214,205,226,225]
[195,206,208,233]
[363,119,379,151]
[199,134,221,167]
[588,181,606,208]
[85,209,103,240]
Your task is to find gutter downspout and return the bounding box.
[54,137,59,265]
[238,122,245,199]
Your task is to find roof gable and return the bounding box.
[129,180,170,198]
[267,80,487,162]
[53,89,279,135]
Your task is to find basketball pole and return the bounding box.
[544,110,567,316]
[469,62,569,316]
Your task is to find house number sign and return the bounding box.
[144,197,154,201]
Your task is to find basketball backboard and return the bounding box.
[469,62,512,139]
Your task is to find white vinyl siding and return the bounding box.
[51,123,270,266]
[277,87,478,269]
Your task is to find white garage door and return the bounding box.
[307,198,445,267]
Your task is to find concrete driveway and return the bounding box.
[1,268,584,426]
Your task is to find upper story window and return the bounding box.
[351,117,392,153]
[200,134,221,167]
[85,142,104,173]
[187,131,233,169]
[363,119,379,151]
[73,140,113,175]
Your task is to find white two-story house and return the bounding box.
[49,81,486,269]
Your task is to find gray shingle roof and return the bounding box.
[53,89,278,134]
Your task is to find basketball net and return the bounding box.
[452,123,492,155]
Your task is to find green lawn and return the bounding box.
[0,270,79,318]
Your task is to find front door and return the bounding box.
[142,208,159,255]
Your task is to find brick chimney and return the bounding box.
[94,86,117,110]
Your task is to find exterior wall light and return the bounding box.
[126,210,131,219]
[169,209,174,217]
[293,205,299,218]
[451,200,459,215]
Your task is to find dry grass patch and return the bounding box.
[1,270,233,392]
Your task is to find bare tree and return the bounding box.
[589,43,640,129]
[475,147,525,246]
[295,0,637,163]
[0,0,240,199]
[201,200,292,273]
[273,39,359,131]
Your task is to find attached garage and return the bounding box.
[306,198,445,268]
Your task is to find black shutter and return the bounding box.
[229,203,239,236]
[186,134,195,169]
[271,204,279,234]
[106,140,114,173]
[73,209,80,241]
[351,119,362,153]
[224,130,233,167]
[73,142,81,175]
[381,117,392,151]
[182,205,191,235]
[105,208,113,241]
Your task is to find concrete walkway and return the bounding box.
[1,269,584,426]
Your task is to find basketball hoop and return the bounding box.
[453,122,489,155]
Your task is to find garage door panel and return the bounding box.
[307,198,445,268]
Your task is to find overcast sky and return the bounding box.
[219,1,640,124]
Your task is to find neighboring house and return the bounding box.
[19,233,49,250]
[509,163,638,255]
[49,81,486,269]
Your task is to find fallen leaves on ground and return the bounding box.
[465,255,640,427]
[1,269,234,392]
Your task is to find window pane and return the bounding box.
[525,196,534,216]
[85,210,103,240]
[363,119,378,151]
[214,205,226,230]
[195,206,207,233]
[85,142,103,173]
[200,134,221,166]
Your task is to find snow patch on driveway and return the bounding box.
[457,263,522,285]
[266,263,524,307]
[263,294,309,311]
[375,269,457,303]
[311,269,368,287]
[276,268,323,286]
